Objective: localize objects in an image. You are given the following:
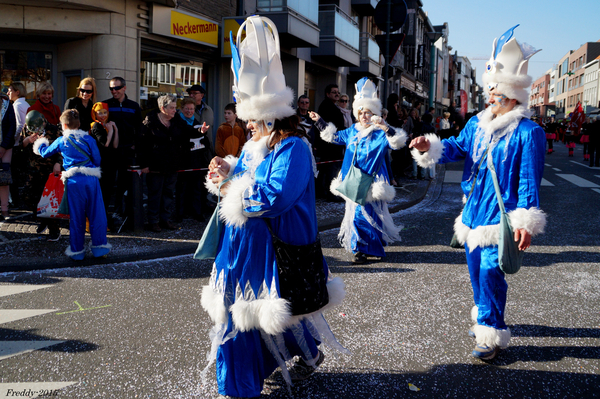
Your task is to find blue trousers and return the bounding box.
[465,244,508,330]
[67,175,108,259]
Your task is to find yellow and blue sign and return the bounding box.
[222,17,247,57]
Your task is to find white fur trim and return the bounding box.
[454,207,546,250]
[365,180,395,203]
[65,247,85,257]
[471,305,479,323]
[453,212,471,246]
[411,133,443,168]
[235,86,295,122]
[201,285,229,325]
[386,128,408,150]
[90,243,112,249]
[230,297,291,335]
[477,105,532,137]
[62,129,89,138]
[61,166,101,183]
[352,97,382,120]
[454,212,499,250]
[204,155,238,196]
[507,207,546,236]
[219,172,254,227]
[32,137,49,156]
[472,324,511,349]
[320,122,337,143]
[331,174,395,204]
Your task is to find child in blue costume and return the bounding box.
[33,109,110,260]
[310,78,408,264]
[410,25,546,360]
[198,16,347,399]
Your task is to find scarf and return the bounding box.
[179,110,195,126]
[28,99,61,125]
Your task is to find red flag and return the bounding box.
[570,102,584,134]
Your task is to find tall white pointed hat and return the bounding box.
[230,16,294,130]
[481,24,541,104]
[352,77,381,120]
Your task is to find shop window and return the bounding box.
[158,63,176,85]
[180,66,202,86]
[144,62,158,87]
[0,49,52,101]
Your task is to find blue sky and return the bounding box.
[423,0,600,86]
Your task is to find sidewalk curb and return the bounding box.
[1,167,445,273]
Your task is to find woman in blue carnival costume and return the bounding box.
[198,16,347,399]
[410,25,546,360]
[309,78,408,264]
[32,109,110,261]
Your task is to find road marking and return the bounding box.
[595,175,600,179]
[552,168,561,171]
[570,161,598,169]
[0,309,57,325]
[0,341,66,361]
[592,188,600,194]
[0,382,77,397]
[545,163,551,166]
[540,178,554,186]
[56,301,111,315]
[555,174,600,187]
[444,170,463,183]
[0,285,53,298]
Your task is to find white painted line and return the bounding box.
[540,178,554,186]
[556,174,600,188]
[0,341,66,361]
[0,382,76,397]
[0,285,53,298]
[545,163,551,166]
[592,188,600,194]
[595,175,600,179]
[0,309,57,325]
[570,161,597,169]
[552,168,561,171]
[444,170,463,183]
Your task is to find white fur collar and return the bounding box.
[476,105,532,138]
[354,123,377,140]
[241,135,271,172]
[62,129,89,138]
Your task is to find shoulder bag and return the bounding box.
[264,219,329,316]
[487,154,524,274]
[335,145,376,206]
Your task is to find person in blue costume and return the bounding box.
[410,25,546,361]
[32,109,110,261]
[198,16,347,399]
[309,77,408,264]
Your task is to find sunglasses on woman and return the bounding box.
[79,88,93,94]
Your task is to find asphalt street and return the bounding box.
[0,142,599,398]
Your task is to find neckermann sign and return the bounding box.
[151,5,219,48]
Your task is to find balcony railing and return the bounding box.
[257,0,319,24]
[318,4,359,51]
[359,32,379,62]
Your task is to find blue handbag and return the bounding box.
[334,147,375,206]
[194,171,243,260]
[487,154,524,274]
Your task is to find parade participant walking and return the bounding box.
[32,109,110,260]
[310,77,407,264]
[199,16,347,399]
[410,25,546,360]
